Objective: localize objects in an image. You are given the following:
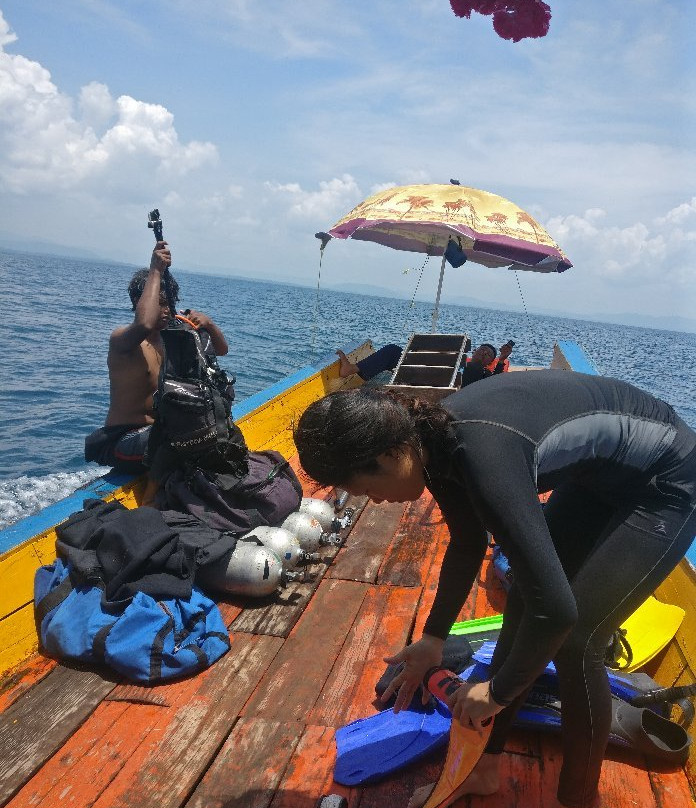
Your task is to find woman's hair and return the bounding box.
[294,386,452,486]
[128,269,180,310]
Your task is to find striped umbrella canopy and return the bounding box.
[322,183,572,331]
[327,183,572,272]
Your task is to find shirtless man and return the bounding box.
[84,241,228,473]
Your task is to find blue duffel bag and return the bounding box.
[34,558,230,683]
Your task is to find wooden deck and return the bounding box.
[0,458,694,808]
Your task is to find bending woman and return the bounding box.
[293,371,696,808]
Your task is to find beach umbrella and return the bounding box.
[318,183,572,331]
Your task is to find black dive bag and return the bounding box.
[150,319,247,469]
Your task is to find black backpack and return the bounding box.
[149,319,247,473]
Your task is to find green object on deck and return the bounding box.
[449,614,503,635]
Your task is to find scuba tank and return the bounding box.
[248,525,320,570]
[196,540,293,597]
[299,498,338,532]
[281,511,325,553]
[296,498,355,547]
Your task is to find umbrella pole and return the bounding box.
[430,253,447,333]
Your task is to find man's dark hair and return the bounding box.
[128,268,180,311]
[480,343,497,358]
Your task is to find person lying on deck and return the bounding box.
[293,375,696,808]
[84,241,229,474]
[336,340,513,386]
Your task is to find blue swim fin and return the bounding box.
[472,641,667,708]
[333,698,452,786]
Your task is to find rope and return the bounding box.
[311,248,324,349]
[513,269,534,331]
[402,253,431,336]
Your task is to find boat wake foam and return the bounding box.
[0,468,105,531]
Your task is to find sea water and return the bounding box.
[2,248,695,538]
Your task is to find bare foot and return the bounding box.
[407,754,501,808]
[336,349,359,378]
[408,783,435,808]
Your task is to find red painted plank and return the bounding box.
[377,496,444,588]
[242,579,368,722]
[0,665,118,805]
[309,585,422,727]
[649,766,696,808]
[0,655,56,715]
[91,633,283,808]
[184,717,304,808]
[6,699,159,808]
[328,501,407,583]
[270,725,356,808]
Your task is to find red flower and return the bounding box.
[449,0,551,41]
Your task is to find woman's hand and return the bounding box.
[381,634,444,713]
[448,680,503,731]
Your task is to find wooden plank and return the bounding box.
[478,749,544,807]
[309,585,422,727]
[64,634,282,808]
[598,750,659,808]
[648,766,696,808]
[228,560,334,637]
[270,724,355,808]
[236,372,333,459]
[6,699,161,808]
[184,718,303,808]
[0,654,56,715]
[229,495,368,638]
[328,501,406,583]
[0,664,118,805]
[242,579,368,722]
[537,735,664,808]
[377,496,447,588]
[355,752,444,808]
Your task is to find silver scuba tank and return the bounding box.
[297,498,355,546]
[248,525,320,570]
[299,498,338,532]
[281,511,325,553]
[195,540,286,597]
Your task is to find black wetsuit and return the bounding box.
[422,370,696,808]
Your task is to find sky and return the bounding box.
[1,1,694,323]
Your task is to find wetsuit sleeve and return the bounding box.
[451,429,579,704]
[422,477,489,639]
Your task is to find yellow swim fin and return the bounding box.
[422,669,493,808]
[608,595,685,672]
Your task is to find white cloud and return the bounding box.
[0,9,16,46]
[0,11,217,194]
[545,199,695,290]
[79,82,117,130]
[265,174,361,219]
